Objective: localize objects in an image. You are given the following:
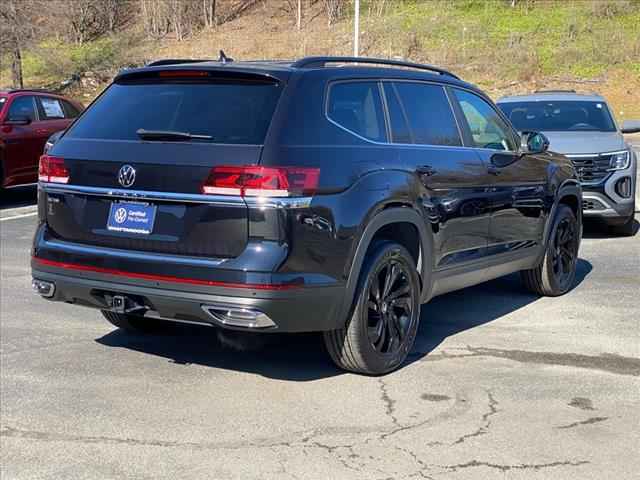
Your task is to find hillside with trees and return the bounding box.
[1,0,639,119]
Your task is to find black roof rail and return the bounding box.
[533,89,577,94]
[146,58,214,67]
[290,56,460,79]
[147,51,234,67]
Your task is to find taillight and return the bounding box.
[38,155,70,184]
[202,166,320,197]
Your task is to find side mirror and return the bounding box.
[520,131,549,154]
[4,115,31,126]
[621,120,640,134]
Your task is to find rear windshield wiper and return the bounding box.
[136,129,213,141]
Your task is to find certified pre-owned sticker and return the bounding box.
[107,202,157,235]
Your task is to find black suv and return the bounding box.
[31,56,582,374]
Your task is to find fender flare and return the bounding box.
[543,179,582,249]
[333,206,433,328]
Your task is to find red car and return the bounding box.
[0,89,83,190]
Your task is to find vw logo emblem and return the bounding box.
[118,165,136,188]
[114,207,127,224]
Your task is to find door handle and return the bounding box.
[416,165,436,176]
[487,165,502,176]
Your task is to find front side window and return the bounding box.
[327,81,386,142]
[453,89,517,151]
[498,100,616,132]
[393,82,461,146]
[38,97,66,120]
[7,96,36,121]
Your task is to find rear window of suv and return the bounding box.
[66,80,283,144]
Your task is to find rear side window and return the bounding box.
[383,83,412,144]
[8,96,37,121]
[327,82,386,142]
[66,81,283,144]
[393,82,461,146]
[37,97,66,120]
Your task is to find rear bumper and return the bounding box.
[31,265,345,332]
[31,220,346,332]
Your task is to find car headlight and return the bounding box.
[608,150,630,170]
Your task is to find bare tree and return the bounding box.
[203,0,216,29]
[324,0,343,27]
[0,0,40,88]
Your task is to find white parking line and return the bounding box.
[0,211,38,222]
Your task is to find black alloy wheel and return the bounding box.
[367,259,415,355]
[521,204,580,296]
[324,241,421,375]
[550,216,578,290]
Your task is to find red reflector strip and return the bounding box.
[33,257,301,290]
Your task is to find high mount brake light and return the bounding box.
[158,71,210,78]
[202,166,320,197]
[38,155,70,184]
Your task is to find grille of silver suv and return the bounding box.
[565,154,612,183]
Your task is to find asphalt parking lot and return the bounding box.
[1,182,639,478]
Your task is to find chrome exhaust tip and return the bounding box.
[32,279,55,298]
[201,305,276,329]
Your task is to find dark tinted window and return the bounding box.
[66,81,283,144]
[394,82,461,146]
[8,96,36,121]
[62,100,81,118]
[383,83,412,144]
[328,82,386,142]
[453,89,517,151]
[37,97,66,120]
[498,100,616,132]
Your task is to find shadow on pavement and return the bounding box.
[0,185,37,210]
[409,259,593,364]
[582,217,639,239]
[96,259,593,381]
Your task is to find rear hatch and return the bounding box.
[43,68,285,258]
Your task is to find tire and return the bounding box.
[324,241,421,375]
[101,310,162,333]
[609,215,635,237]
[521,205,580,297]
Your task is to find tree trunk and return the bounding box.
[11,45,23,89]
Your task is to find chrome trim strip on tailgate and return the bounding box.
[40,183,313,208]
[41,183,245,206]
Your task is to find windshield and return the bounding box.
[66,80,283,144]
[498,100,616,132]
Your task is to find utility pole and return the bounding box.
[353,0,360,57]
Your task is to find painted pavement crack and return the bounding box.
[439,459,590,472]
[452,390,499,445]
[555,416,609,429]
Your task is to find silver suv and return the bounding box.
[498,91,639,235]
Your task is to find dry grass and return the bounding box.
[3,0,640,120]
